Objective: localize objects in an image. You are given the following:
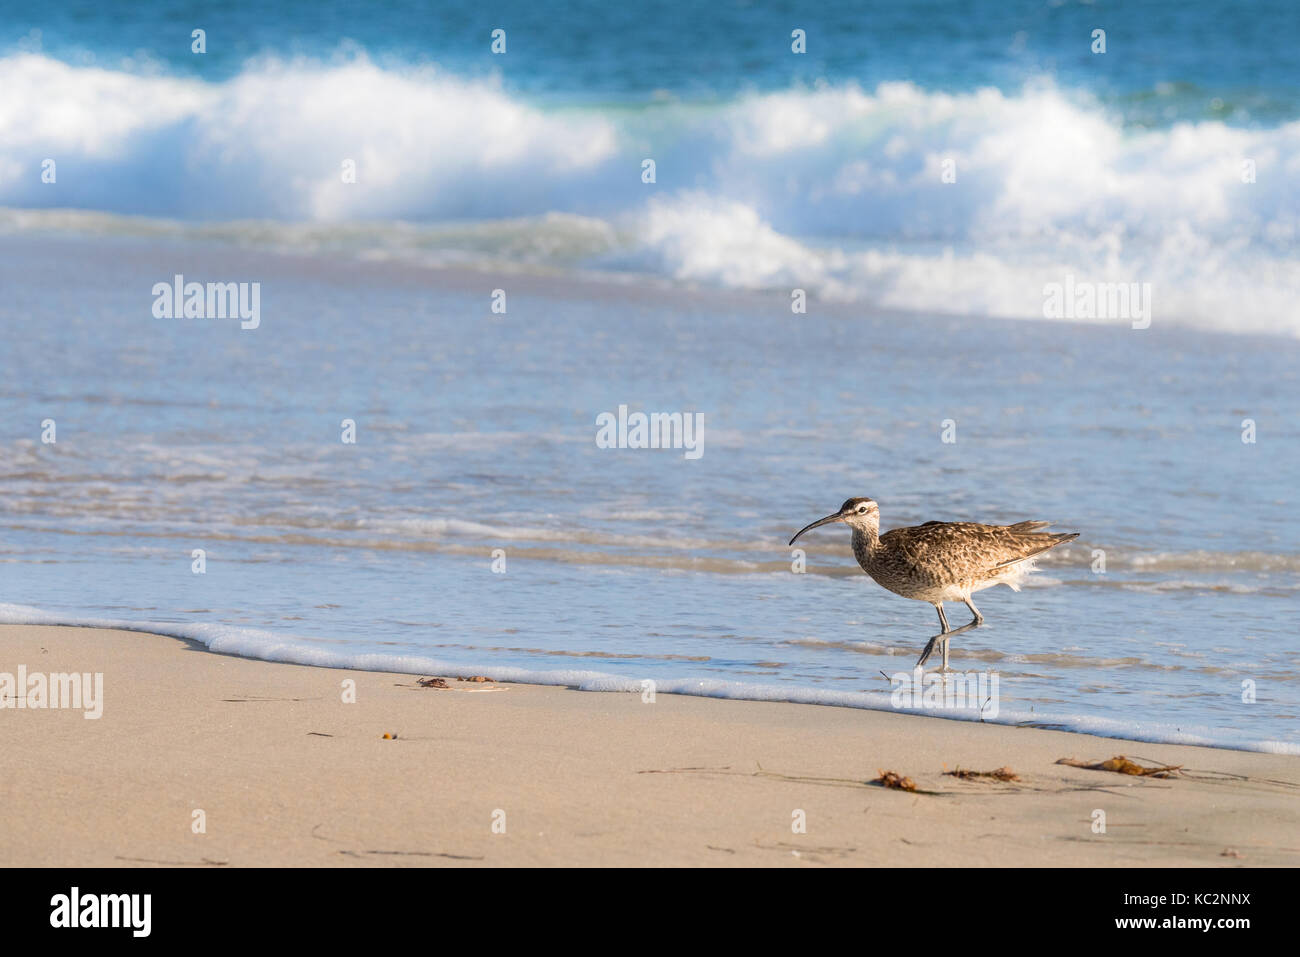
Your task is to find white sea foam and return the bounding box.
[1,602,1294,754]
[0,53,617,221]
[2,54,1299,334]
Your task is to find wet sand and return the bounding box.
[2,624,1296,866]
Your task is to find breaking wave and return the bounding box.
[3,52,1299,333]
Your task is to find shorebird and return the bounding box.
[789,498,1077,671]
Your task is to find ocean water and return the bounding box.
[1,1,1298,751]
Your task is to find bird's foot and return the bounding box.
[914,635,942,669]
[915,620,978,672]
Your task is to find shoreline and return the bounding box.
[3,624,1297,867]
[1,605,1289,756]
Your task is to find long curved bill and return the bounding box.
[788,512,843,546]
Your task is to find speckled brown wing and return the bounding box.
[991,524,1079,571]
[879,521,1075,586]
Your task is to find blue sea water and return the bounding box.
[0,1,1298,750]
[3,1,1298,329]
[6,0,1300,114]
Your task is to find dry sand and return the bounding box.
[1,624,1296,867]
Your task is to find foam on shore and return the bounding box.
[3,602,1294,755]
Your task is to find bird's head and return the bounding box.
[789,497,879,546]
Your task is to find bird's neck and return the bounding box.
[850,524,880,563]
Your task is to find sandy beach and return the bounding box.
[2,624,1296,867]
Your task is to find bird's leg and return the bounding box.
[934,622,979,672]
[937,604,953,673]
[915,605,950,669]
[916,604,978,672]
[933,599,985,672]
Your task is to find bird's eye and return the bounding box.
[858,505,868,513]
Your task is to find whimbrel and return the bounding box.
[789,498,1077,671]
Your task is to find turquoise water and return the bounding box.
[0,1,1298,749]
[6,0,1300,117]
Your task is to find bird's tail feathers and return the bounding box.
[990,531,1079,570]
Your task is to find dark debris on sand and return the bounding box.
[872,770,918,791]
[1056,755,1182,778]
[944,766,1021,782]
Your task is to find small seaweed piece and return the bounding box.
[944,766,1020,782]
[418,677,449,688]
[873,770,917,791]
[1056,755,1181,778]
[458,675,493,683]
